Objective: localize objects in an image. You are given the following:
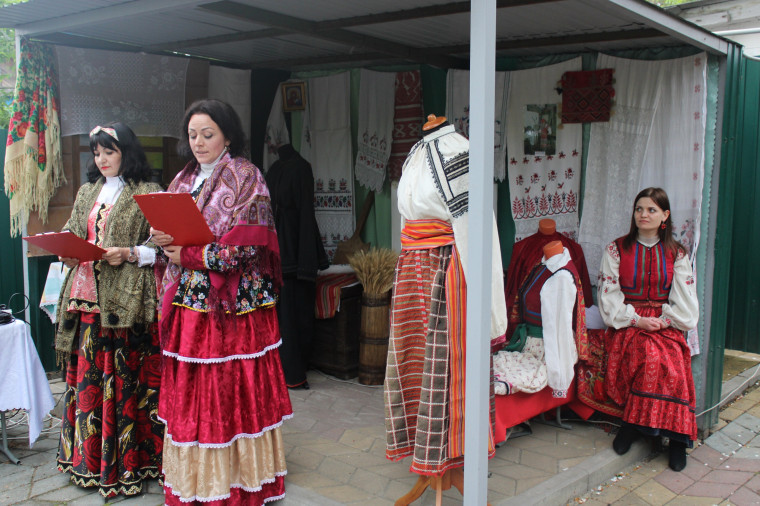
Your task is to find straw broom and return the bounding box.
[347,248,399,296]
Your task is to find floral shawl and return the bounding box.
[4,40,64,236]
[157,154,281,321]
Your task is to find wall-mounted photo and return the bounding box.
[524,104,557,155]
[282,82,306,112]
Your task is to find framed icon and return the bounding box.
[282,82,306,112]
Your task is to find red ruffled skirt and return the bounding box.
[605,306,697,440]
[159,306,292,505]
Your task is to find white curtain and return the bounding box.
[208,66,251,141]
[579,53,708,281]
[445,69,510,181]
[57,47,188,138]
[355,69,396,192]
[300,72,354,262]
[506,58,583,240]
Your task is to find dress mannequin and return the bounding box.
[389,113,505,506]
[265,143,329,389]
[493,240,585,399]
[504,218,593,341]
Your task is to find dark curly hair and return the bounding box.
[622,187,686,257]
[86,122,152,184]
[176,99,249,160]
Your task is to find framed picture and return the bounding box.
[282,82,306,112]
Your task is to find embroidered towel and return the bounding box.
[355,69,396,192]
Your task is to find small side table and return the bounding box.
[0,319,55,464]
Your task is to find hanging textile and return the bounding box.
[299,72,354,262]
[445,69,510,181]
[56,46,188,138]
[387,70,424,183]
[355,69,396,192]
[578,53,708,283]
[506,58,583,241]
[209,65,252,140]
[4,40,64,236]
[560,69,615,123]
[263,82,291,171]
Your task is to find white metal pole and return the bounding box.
[465,0,496,503]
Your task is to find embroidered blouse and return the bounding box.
[397,124,507,340]
[598,235,698,331]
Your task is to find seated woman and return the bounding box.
[598,187,699,472]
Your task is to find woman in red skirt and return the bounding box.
[152,99,292,505]
[598,187,699,471]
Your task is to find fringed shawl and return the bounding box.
[4,40,64,236]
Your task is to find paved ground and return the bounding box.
[2,358,759,505]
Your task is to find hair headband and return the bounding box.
[89,125,119,142]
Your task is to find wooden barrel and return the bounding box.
[358,290,391,385]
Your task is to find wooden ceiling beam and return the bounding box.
[143,27,288,52]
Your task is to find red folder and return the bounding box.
[133,192,215,246]
[23,232,107,262]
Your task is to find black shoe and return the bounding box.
[612,425,639,455]
[669,441,687,472]
[287,381,310,390]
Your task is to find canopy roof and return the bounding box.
[0,0,732,70]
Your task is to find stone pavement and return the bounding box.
[1,363,758,506]
[570,365,760,506]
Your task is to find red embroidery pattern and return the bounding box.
[511,190,578,219]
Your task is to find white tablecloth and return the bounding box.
[0,319,55,447]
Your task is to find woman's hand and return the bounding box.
[103,247,127,266]
[59,256,79,269]
[635,316,666,331]
[150,227,175,248]
[164,245,183,266]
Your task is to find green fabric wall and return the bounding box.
[725,57,760,353]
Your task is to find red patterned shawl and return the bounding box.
[157,154,280,320]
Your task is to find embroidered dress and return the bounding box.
[57,191,163,498]
[599,236,699,442]
[157,153,292,505]
[385,125,507,476]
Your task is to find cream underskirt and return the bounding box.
[163,428,287,501]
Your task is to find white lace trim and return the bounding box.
[162,414,294,448]
[164,472,287,503]
[162,340,281,363]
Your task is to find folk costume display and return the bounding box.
[493,242,587,398]
[384,117,508,477]
[504,218,592,339]
[55,124,163,498]
[599,233,698,470]
[265,143,328,389]
[157,150,293,504]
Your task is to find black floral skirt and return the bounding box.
[57,311,164,497]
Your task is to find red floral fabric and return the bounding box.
[57,312,163,497]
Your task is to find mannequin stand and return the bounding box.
[395,467,491,506]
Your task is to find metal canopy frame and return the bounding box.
[1,0,730,70]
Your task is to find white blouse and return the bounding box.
[95,176,155,267]
[397,125,508,341]
[598,236,699,331]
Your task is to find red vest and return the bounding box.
[518,258,585,328]
[615,238,674,304]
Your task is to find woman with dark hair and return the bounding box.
[151,99,292,505]
[55,122,164,497]
[598,187,699,472]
